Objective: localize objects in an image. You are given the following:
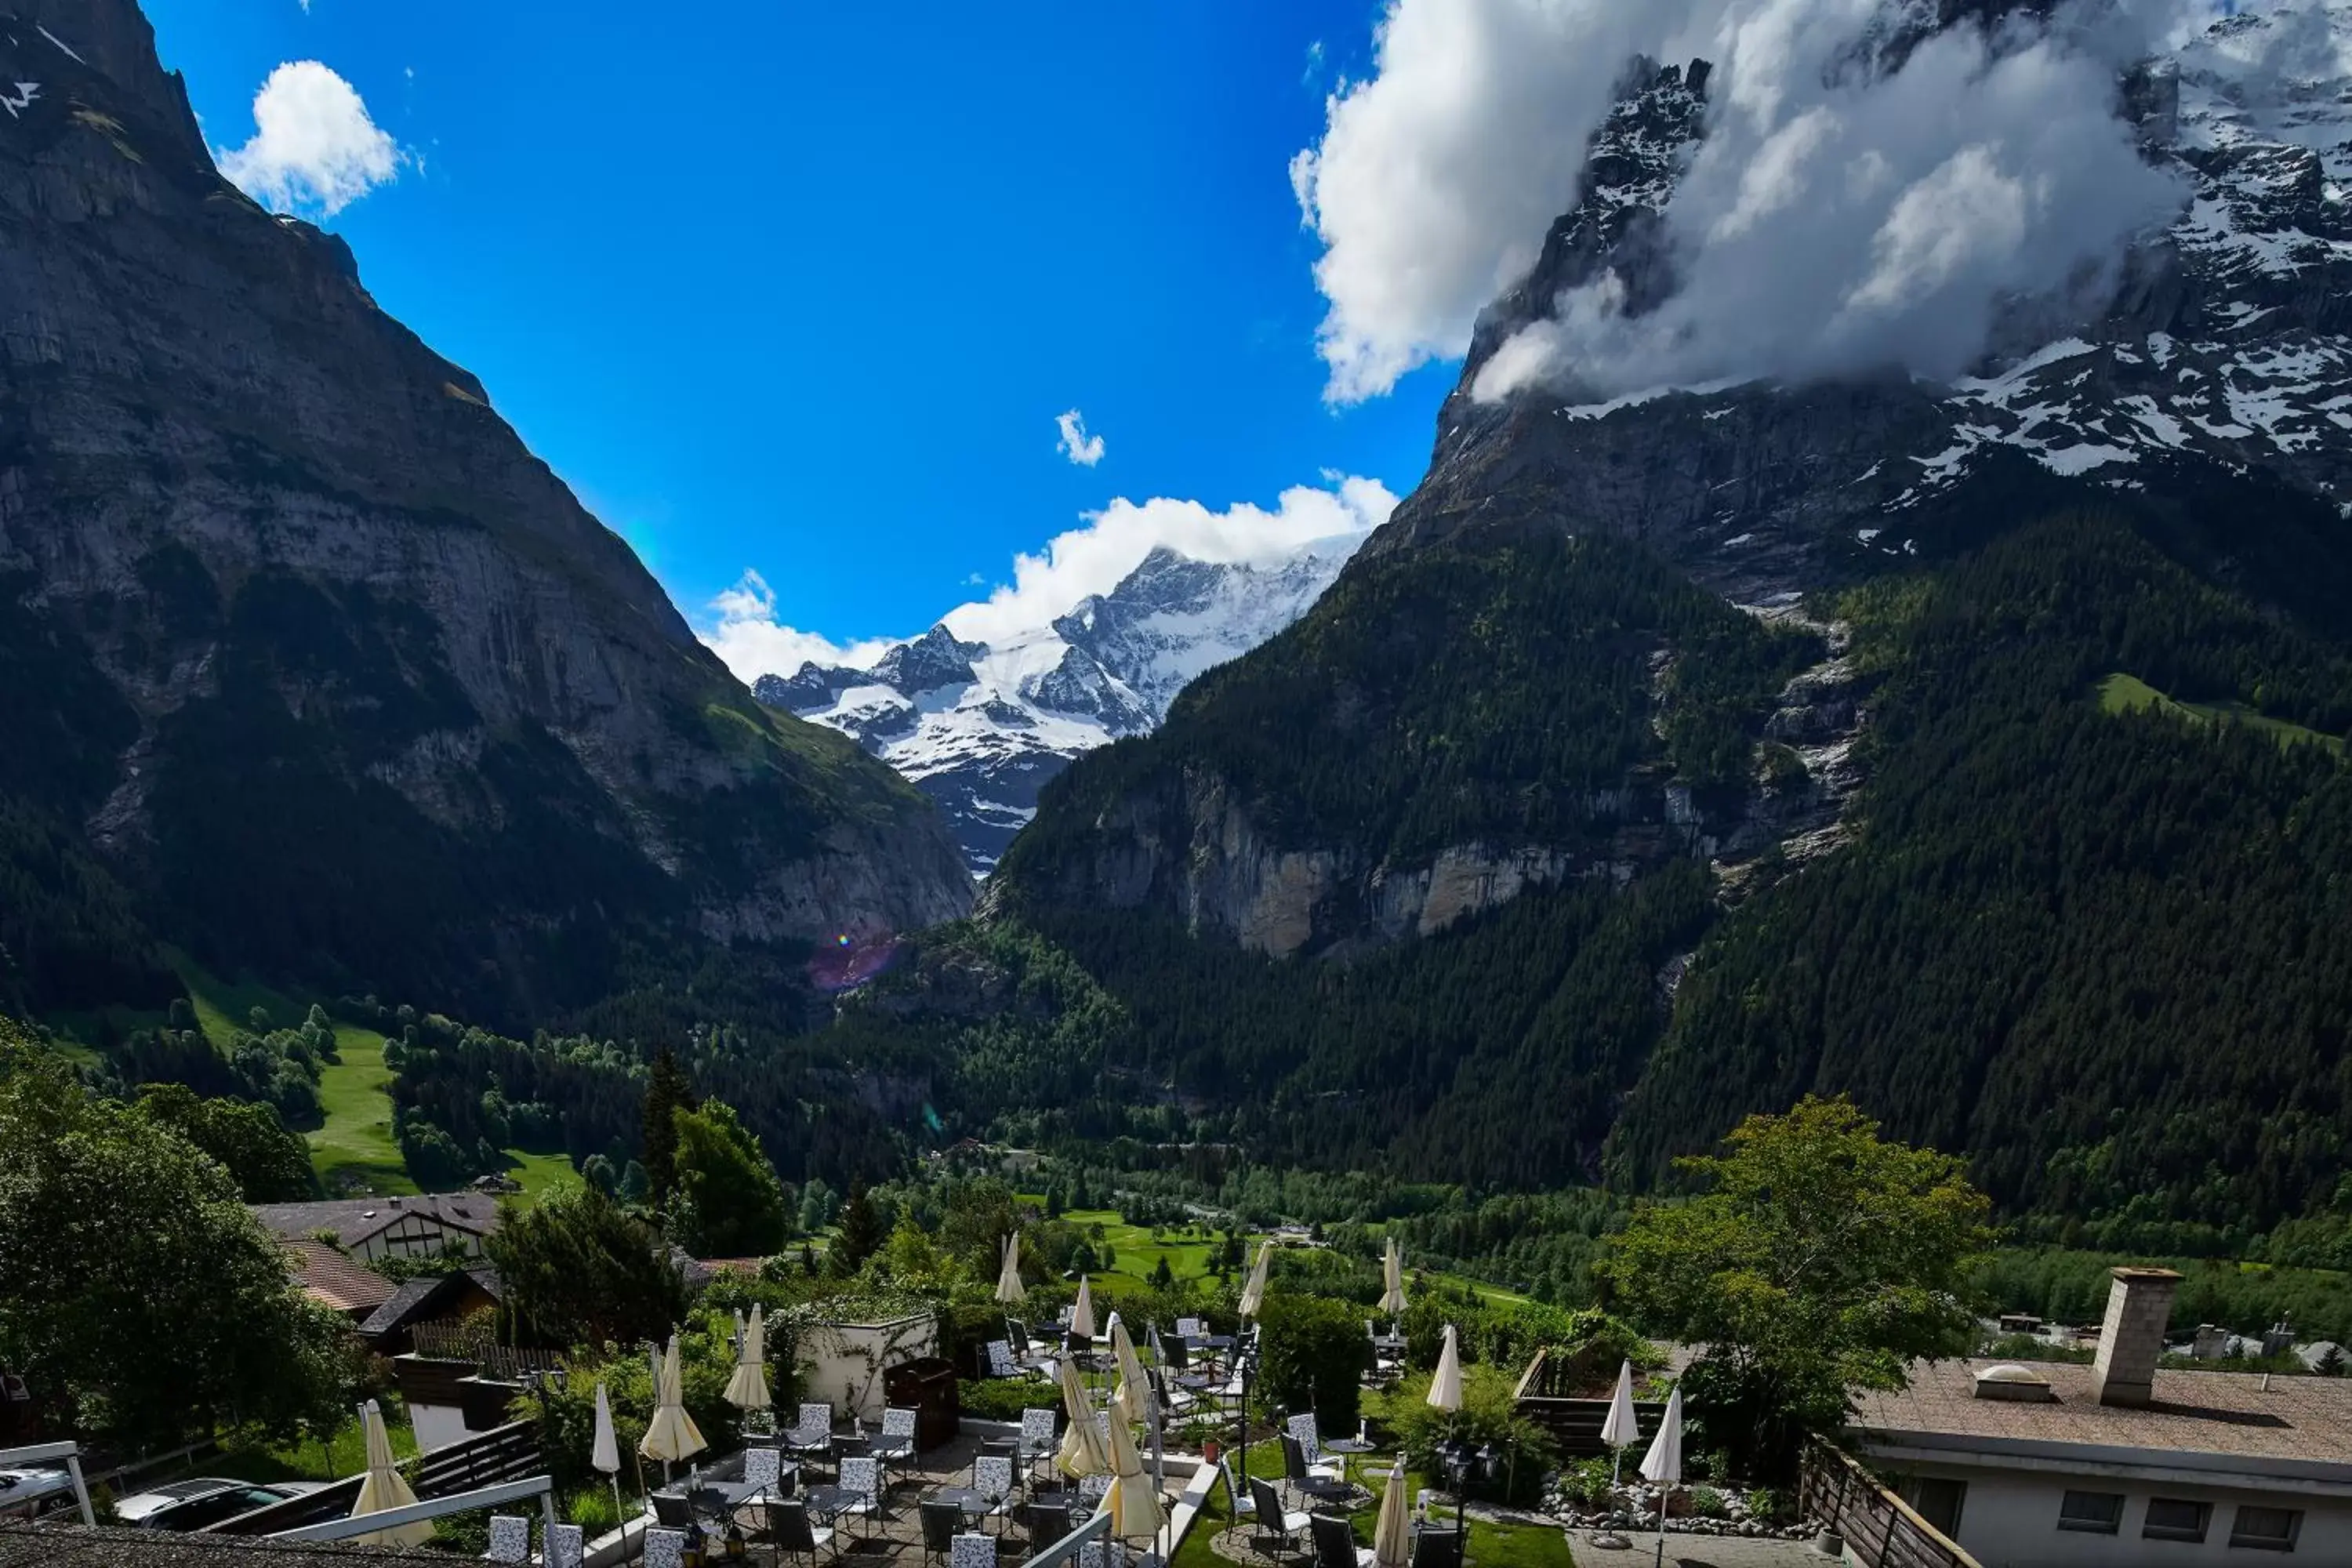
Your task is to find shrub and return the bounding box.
[959,1378,1062,1423]
[1690,1486,1727,1519]
[1744,1486,1788,1523]
[1386,1364,1555,1508]
[1258,1291,1371,1433]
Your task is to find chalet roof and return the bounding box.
[355,1268,503,1341]
[0,1523,448,1564]
[249,1193,502,1250]
[278,1240,395,1316]
[1852,1357,2352,1474]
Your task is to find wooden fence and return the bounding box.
[205,1418,544,1537]
[1510,1348,1668,1457]
[1799,1440,1982,1568]
[408,1320,565,1381]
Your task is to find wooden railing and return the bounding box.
[1511,1348,1667,1457]
[1799,1440,1982,1568]
[408,1320,565,1380]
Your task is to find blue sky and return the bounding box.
[144,0,1456,673]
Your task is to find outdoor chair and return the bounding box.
[1408,1530,1460,1568]
[771,1499,834,1568]
[1160,1334,1192,1373]
[644,1528,688,1568]
[1281,1434,1350,1504]
[973,1454,1018,1513]
[785,1401,835,1460]
[832,1433,871,1471]
[544,1523,584,1568]
[1077,1541,1126,1568]
[1249,1478,1313,1561]
[487,1515,531,1563]
[921,1501,964,1568]
[837,1456,887,1530]
[1077,1473,1112,1510]
[1149,1367,1196,1420]
[1310,1513,1375,1568]
[1018,1406,1060,1477]
[986,1340,1023,1379]
[744,1445,788,1496]
[650,1490,696,1528]
[953,1532,999,1568]
[873,1405,920,1465]
[1022,1499,1073,1553]
[1286,1417,1346,1483]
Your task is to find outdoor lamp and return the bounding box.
[681,1520,706,1568]
[722,1519,748,1560]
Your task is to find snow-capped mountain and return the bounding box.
[1373,3,2352,602]
[753,541,1359,874]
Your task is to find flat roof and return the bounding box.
[0,1524,449,1564]
[1852,1358,2352,1472]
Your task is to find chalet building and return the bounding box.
[1853,1268,2352,1565]
[278,1239,395,1323]
[249,1192,503,1265]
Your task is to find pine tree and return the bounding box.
[641,1047,694,1206]
[830,1181,887,1276]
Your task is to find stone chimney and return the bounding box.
[2091,1267,2182,1407]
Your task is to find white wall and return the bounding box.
[407,1402,471,1454]
[797,1316,939,1422]
[1889,1460,2352,1567]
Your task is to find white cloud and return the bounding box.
[1294,0,2199,404]
[701,572,898,681]
[215,60,403,216]
[941,474,1397,647]
[696,475,1399,682]
[1054,408,1106,466]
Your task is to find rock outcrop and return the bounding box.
[0,1,970,1017]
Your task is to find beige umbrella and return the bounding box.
[1373,1456,1413,1568]
[590,1382,623,1521]
[1101,1386,1163,1544]
[996,1233,1027,1305]
[1054,1357,1111,1479]
[348,1399,430,1548]
[1427,1323,1463,1412]
[726,1304,772,1412]
[1071,1274,1097,1341]
[1110,1317,1155,1428]
[1238,1242,1271,1319]
[641,1337,708,1471]
[1380,1238,1407,1317]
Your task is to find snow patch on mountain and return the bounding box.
[756,539,1363,875]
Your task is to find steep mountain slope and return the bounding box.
[977,6,2352,1232]
[0,1,971,1022]
[756,541,1357,874]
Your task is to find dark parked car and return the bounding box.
[114,1476,328,1530]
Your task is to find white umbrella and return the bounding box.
[1639,1385,1685,1566]
[641,1337,708,1474]
[1600,1359,1640,1483]
[1102,1385,1164,1545]
[726,1304,772,1412]
[1111,1317,1155,1428]
[1071,1275,1097,1341]
[348,1399,430,1548]
[997,1233,1027,1305]
[1379,1237,1407,1317]
[1054,1358,1111,1479]
[1373,1457,1413,1568]
[590,1382,623,1520]
[1239,1242,1271,1319]
[1426,1323,1463,1412]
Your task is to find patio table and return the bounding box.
[932,1486,1013,1532]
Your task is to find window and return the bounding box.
[2230,1506,2303,1552]
[2057,1491,2124,1534]
[2143,1498,2212,1544]
[1900,1477,1965,1537]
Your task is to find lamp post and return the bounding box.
[1439,1438,1495,1560]
[1233,1329,1260,1500]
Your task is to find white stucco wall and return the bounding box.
[797,1315,938,1422]
[406,1402,472,1454]
[1886,1459,2352,1567]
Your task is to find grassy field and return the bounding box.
[1051,1208,1534,1309]
[2100,672,2346,755]
[207,1409,421,1486]
[308,1028,415,1196]
[505,1149,579,1199]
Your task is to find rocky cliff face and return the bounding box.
[760,541,1359,875]
[0,2,969,1017]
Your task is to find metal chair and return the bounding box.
[650,1490,696,1528]
[1408,1529,1460,1568]
[1022,1499,1073,1555]
[785,1402,836,1461]
[837,1456,886,1529]
[1018,1406,1060,1481]
[486,1515,530,1563]
[644,1528,688,1568]
[1250,1478,1312,1561]
[1281,1434,1350,1504]
[920,1501,964,1568]
[953,1533,999,1568]
[544,1523,585,1568]
[1310,1513,1374,1568]
[873,1406,920,1465]
[771,1500,835,1568]
[973,1454,1017,1512]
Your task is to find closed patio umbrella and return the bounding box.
[1639,1385,1685,1568]
[1373,1457,1412,1568]
[1055,1358,1111,1479]
[1380,1238,1407,1318]
[590,1381,623,1519]
[1071,1274,1098,1341]
[349,1399,430,1548]
[1111,1317,1155,1428]
[641,1336,708,1477]
[997,1233,1027,1305]
[1238,1242,1271,1320]
[726,1304,772,1413]
[1426,1323,1463,1412]
[1101,1385,1163,1546]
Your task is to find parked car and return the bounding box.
[114,1476,328,1530]
[0,1464,75,1520]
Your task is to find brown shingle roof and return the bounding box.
[0,1524,449,1565]
[1852,1357,2352,1470]
[280,1240,395,1316]
[249,1193,501,1250]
